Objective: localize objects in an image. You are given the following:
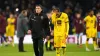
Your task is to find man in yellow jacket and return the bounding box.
[6,13,15,47]
[84,10,98,51]
[52,7,69,56]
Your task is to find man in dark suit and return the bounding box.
[28,5,50,56]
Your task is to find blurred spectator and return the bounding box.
[64,6,73,34]
[74,3,82,12]
[17,10,28,52]
[0,12,6,46]
[0,0,99,37]
[73,12,84,47]
[64,6,72,16]
[45,11,54,51]
[5,13,16,47]
[96,11,100,49]
[95,1,100,11]
[64,0,74,8]
[94,2,100,14]
[5,6,11,20]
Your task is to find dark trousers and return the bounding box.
[18,37,24,51]
[32,38,44,56]
[0,34,6,43]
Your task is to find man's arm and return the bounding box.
[22,17,29,33]
[28,14,33,30]
[27,14,33,34]
[65,14,69,37]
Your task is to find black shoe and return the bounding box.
[19,50,27,52]
[77,43,79,45]
[53,48,56,50]
[46,49,49,51]
[49,49,53,51]
[5,44,8,47]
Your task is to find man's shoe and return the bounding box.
[19,51,27,52]
[86,48,91,51]
[94,47,99,51]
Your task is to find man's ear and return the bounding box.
[41,8,43,12]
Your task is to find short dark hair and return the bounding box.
[75,11,81,14]
[35,4,43,9]
[52,6,60,12]
[21,10,27,14]
[88,9,94,13]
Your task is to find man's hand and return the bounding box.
[51,30,54,36]
[27,30,31,34]
[65,34,68,39]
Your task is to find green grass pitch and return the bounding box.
[0,44,100,56]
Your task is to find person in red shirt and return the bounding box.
[96,11,100,49]
[0,12,6,46]
[73,12,84,47]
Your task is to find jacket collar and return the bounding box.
[34,12,43,16]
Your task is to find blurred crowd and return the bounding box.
[0,0,100,50]
[0,0,100,34]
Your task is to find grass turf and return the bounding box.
[0,44,100,56]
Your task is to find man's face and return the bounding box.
[96,12,100,17]
[89,11,94,16]
[76,13,81,19]
[35,6,42,14]
[53,9,59,14]
[10,14,13,18]
[24,11,27,16]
